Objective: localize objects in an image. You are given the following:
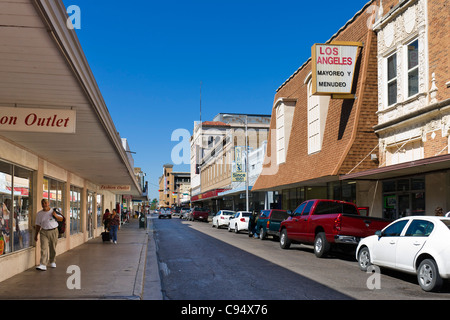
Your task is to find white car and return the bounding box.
[228,211,252,233]
[212,210,235,229]
[356,216,450,292]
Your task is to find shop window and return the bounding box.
[0,161,34,255]
[87,191,94,239]
[43,177,64,213]
[43,177,65,238]
[382,177,425,220]
[96,194,103,228]
[70,185,82,235]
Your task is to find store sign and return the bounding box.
[0,107,76,133]
[100,185,131,192]
[232,172,247,182]
[311,42,362,97]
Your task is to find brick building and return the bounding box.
[253,1,382,213]
[341,0,450,219]
[158,164,190,208]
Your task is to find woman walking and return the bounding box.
[109,209,120,244]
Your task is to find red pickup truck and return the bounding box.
[279,199,391,258]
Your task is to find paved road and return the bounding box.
[152,217,450,300]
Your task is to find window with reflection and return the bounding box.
[0,161,34,255]
[70,185,82,235]
[43,177,65,238]
[96,194,103,228]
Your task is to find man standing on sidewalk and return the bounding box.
[34,199,63,271]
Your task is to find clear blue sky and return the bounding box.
[62,0,371,200]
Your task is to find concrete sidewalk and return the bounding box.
[0,216,162,300]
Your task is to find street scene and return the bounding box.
[0,0,449,306]
[152,214,450,300]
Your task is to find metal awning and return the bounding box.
[0,0,141,195]
[340,154,450,181]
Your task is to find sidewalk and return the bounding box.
[0,216,162,300]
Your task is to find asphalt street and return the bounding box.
[152,216,450,301]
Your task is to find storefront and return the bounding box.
[341,154,450,220]
[0,0,142,282]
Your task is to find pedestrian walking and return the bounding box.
[34,199,64,271]
[435,207,444,216]
[102,209,111,231]
[109,209,120,244]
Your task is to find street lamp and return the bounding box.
[223,114,249,212]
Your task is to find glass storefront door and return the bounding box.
[382,177,425,220]
[86,191,94,239]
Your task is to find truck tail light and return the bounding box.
[334,214,342,231]
[267,221,270,228]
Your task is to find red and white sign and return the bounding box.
[0,107,76,133]
[311,42,362,96]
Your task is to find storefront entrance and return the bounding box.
[382,177,425,220]
[87,191,94,239]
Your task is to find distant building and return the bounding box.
[190,113,270,212]
[158,164,190,208]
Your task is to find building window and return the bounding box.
[43,177,65,238]
[382,177,425,220]
[0,161,34,255]
[307,80,330,154]
[70,185,82,235]
[386,139,423,166]
[308,81,321,154]
[387,53,397,106]
[276,104,285,164]
[96,194,103,228]
[86,191,94,239]
[407,39,419,97]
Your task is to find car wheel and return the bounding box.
[259,227,266,240]
[418,259,443,292]
[228,224,232,232]
[314,232,330,258]
[234,225,239,234]
[280,229,291,249]
[357,247,372,271]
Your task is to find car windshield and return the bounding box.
[223,211,235,215]
[242,212,252,217]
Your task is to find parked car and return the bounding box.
[190,207,210,222]
[256,209,289,240]
[228,211,252,233]
[279,199,391,258]
[159,208,172,219]
[180,208,190,219]
[212,210,235,229]
[356,216,450,292]
[171,206,182,217]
